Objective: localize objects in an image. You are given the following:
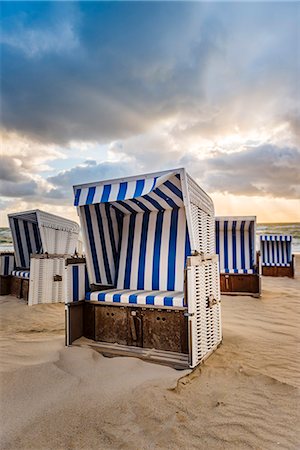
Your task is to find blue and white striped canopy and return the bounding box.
[75,170,191,294]
[8,212,43,269]
[215,217,256,274]
[260,235,292,267]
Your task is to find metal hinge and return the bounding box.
[184,312,195,317]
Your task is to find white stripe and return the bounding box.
[108,183,120,203]
[130,213,143,289]
[144,211,156,290]
[159,209,171,290]
[117,215,130,288]
[174,208,186,291]
[94,185,104,204]
[90,205,107,284]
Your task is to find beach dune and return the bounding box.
[1,257,299,450]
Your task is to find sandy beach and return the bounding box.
[1,258,299,450]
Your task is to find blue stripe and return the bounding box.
[248,222,253,268]
[101,184,112,202]
[143,194,164,211]
[72,266,79,302]
[164,180,183,200]
[184,224,191,266]
[262,240,265,264]
[13,218,25,268]
[97,292,107,301]
[276,241,280,264]
[154,188,178,208]
[232,221,237,270]
[23,221,33,257]
[32,222,42,253]
[86,291,91,300]
[137,212,149,289]
[216,220,220,255]
[112,293,121,302]
[74,188,81,206]
[85,267,89,293]
[117,201,137,214]
[146,295,155,305]
[133,179,145,198]
[240,221,245,270]
[164,296,174,307]
[224,221,228,270]
[84,205,101,283]
[152,211,163,290]
[4,256,9,276]
[129,294,137,304]
[124,214,136,289]
[167,209,178,291]
[86,186,96,205]
[105,204,118,266]
[117,182,128,201]
[129,198,151,212]
[95,204,112,285]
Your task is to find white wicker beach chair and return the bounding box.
[215,216,261,297]
[260,235,294,277]
[6,209,80,304]
[66,168,222,369]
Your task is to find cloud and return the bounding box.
[1,2,298,146]
[184,144,300,199]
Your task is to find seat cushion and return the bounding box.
[262,262,290,267]
[86,289,185,308]
[12,270,30,279]
[221,268,254,274]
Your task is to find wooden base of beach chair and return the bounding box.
[220,274,261,297]
[262,264,294,278]
[10,276,29,302]
[72,337,190,369]
[66,301,188,355]
[0,275,12,296]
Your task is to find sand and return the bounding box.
[1,258,299,450]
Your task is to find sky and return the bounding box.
[1,1,299,226]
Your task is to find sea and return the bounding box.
[1,223,299,254]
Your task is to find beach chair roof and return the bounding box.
[215,216,257,274]
[260,234,292,266]
[8,209,80,269]
[260,235,292,241]
[74,168,215,290]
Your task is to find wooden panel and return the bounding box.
[10,277,22,298]
[95,305,128,345]
[220,274,260,295]
[142,309,188,354]
[68,302,84,344]
[0,275,12,296]
[262,265,294,278]
[127,309,143,348]
[83,302,95,340]
[21,279,29,302]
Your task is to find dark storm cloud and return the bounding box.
[1,2,298,145]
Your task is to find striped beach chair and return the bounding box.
[215,216,260,296]
[0,253,15,295]
[8,209,80,303]
[66,168,222,369]
[260,235,294,277]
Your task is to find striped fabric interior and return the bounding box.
[12,270,30,279]
[67,264,90,302]
[9,215,43,269]
[77,173,191,306]
[87,289,185,308]
[260,235,292,267]
[0,254,15,276]
[216,218,255,274]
